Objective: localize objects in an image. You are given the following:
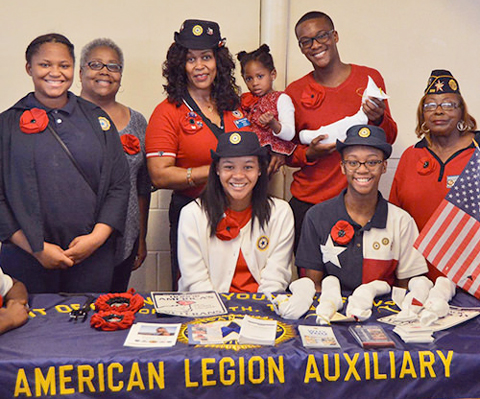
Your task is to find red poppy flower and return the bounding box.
[181,111,204,134]
[300,83,325,109]
[216,214,240,241]
[330,220,354,245]
[241,92,259,111]
[416,156,436,175]
[120,134,140,155]
[19,108,49,134]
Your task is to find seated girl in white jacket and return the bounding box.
[178,131,294,293]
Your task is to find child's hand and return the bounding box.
[258,111,275,126]
[268,153,286,175]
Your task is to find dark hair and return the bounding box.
[162,43,240,113]
[26,33,75,64]
[415,93,477,142]
[199,153,272,237]
[237,44,275,76]
[295,11,335,36]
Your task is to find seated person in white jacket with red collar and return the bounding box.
[178,131,294,293]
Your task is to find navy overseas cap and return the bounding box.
[211,131,267,160]
[174,19,225,50]
[336,124,392,159]
[424,69,460,95]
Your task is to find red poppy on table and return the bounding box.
[19,108,49,134]
[181,111,204,134]
[330,220,354,245]
[300,83,325,109]
[216,214,240,241]
[416,156,436,175]
[120,134,140,155]
[241,92,259,111]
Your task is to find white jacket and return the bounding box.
[178,197,294,293]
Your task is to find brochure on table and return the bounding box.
[124,322,181,348]
[151,291,228,317]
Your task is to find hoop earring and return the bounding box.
[457,120,467,132]
[420,122,430,134]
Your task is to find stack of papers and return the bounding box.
[379,307,480,343]
[124,322,181,348]
[298,325,340,348]
[238,315,277,346]
[392,326,434,343]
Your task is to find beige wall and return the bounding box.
[0,1,478,291]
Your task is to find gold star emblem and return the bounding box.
[434,81,444,92]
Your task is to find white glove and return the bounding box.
[397,276,434,320]
[316,276,343,325]
[420,277,456,326]
[299,76,389,145]
[299,109,368,145]
[346,280,391,322]
[273,278,315,320]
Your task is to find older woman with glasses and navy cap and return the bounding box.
[297,124,427,292]
[177,131,293,293]
[389,70,479,281]
[145,19,251,290]
[80,38,151,292]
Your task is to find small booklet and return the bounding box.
[151,291,227,318]
[124,322,181,348]
[188,322,225,345]
[298,325,341,348]
[238,315,277,346]
[349,324,395,349]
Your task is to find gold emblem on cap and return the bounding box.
[192,25,203,36]
[358,127,371,138]
[449,79,458,91]
[230,133,241,144]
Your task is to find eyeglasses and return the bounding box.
[85,61,123,73]
[342,159,384,171]
[298,29,334,50]
[423,101,458,112]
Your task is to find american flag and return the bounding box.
[414,145,480,299]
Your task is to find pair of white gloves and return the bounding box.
[315,277,391,324]
[397,276,456,326]
[316,276,391,324]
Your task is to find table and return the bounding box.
[0,291,479,399]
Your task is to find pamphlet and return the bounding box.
[238,315,277,346]
[124,322,181,348]
[151,291,227,317]
[298,325,341,348]
[188,322,225,345]
[378,307,480,332]
[348,324,395,348]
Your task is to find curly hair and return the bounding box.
[80,38,124,69]
[415,93,477,142]
[237,44,275,76]
[162,43,240,113]
[199,153,272,237]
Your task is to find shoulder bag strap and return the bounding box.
[46,124,96,193]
